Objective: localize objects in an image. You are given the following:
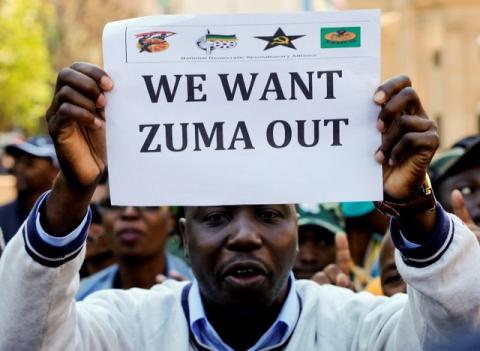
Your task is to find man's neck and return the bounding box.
[116,253,166,289]
[86,252,115,275]
[202,285,289,350]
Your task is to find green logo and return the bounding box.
[321,27,361,48]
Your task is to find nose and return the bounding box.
[226,214,262,252]
[299,241,319,264]
[120,206,141,220]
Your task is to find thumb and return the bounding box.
[155,274,167,284]
[169,270,186,282]
[451,189,475,225]
[335,232,352,275]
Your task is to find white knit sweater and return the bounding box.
[0,213,479,350]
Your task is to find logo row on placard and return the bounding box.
[135,27,361,55]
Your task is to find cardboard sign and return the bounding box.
[103,10,382,205]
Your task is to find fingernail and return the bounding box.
[374,90,386,104]
[376,119,385,132]
[100,76,113,90]
[374,150,385,164]
[96,94,105,108]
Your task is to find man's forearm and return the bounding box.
[42,172,97,237]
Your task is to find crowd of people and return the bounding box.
[0,62,479,350]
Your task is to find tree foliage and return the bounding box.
[0,0,161,134]
[0,0,55,133]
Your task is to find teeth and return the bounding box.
[236,268,255,275]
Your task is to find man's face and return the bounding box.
[11,153,57,195]
[293,225,336,279]
[437,165,480,225]
[102,205,173,260]
[181,205,297,312]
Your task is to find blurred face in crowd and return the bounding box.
[100,203,173,260]
[380,232,406,297]
[293,225,336,279]
[437,165,480,225]
[11,152,57,196]
[85,204,113,261]
[181,205,298,312]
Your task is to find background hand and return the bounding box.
[311,233,356,291]
[451,189,480,241]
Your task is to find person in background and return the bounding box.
[293,204,344,279]
[165,206,189,261]
[429,135,480,230]
[77,200,193,300]
[80,174,116,278]
[340,201,389,289]
[379,231,406,297]
[0,136,59,245]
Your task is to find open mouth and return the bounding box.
[222,262,267,289]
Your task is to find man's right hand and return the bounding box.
[46,62,113,187]
[42,63,113,236]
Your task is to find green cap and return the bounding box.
[340,202,375,218]
[297,203,344,235]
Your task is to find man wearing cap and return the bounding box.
[1,64,480,350]
[429,135,480,227]
[0,136,59,246]
[293,204,344,279]
[340,202,389,289]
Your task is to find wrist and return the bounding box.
[42,173,97,236]
[376,174,436,219]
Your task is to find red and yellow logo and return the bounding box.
[136,31,176,53]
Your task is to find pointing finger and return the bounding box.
[451,189,475,225]
[335,232,352,274]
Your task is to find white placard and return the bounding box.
[103,10,382,206]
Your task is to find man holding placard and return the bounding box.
[1,11,480,351]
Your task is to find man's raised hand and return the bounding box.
[46,62,113,187]
[42,63,112,236]
[373,76,439,201]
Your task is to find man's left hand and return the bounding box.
[373,76,439,202]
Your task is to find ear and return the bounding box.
[179,217,189,259]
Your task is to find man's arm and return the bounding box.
[370,76,479,349]
[0,63,119,350]
[43,62,112,237]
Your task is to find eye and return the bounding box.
[257,209,282,222]
[203,212,229,226]
[459,186,473,196]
